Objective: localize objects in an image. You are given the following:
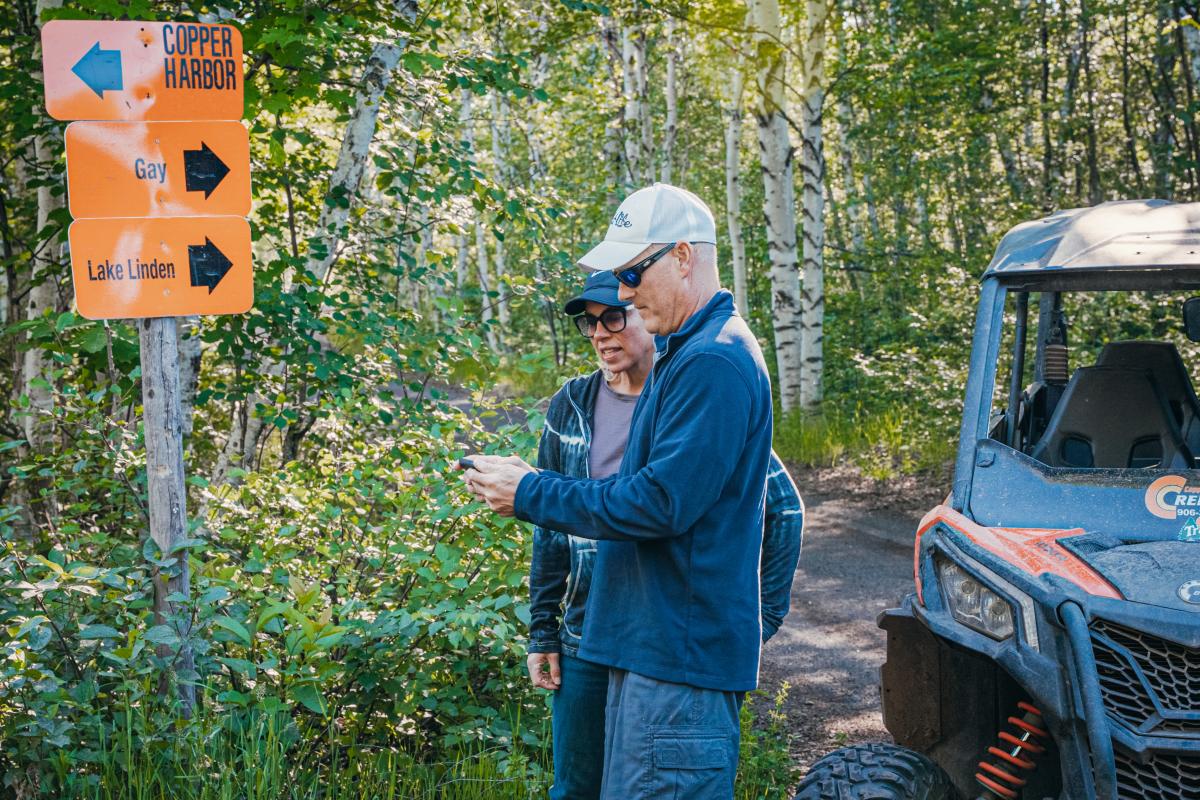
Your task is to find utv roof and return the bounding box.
[985,199,1200,278]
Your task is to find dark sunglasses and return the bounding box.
[612,242,677,289]
[573,307,628,338]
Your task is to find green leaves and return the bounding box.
[78,624,121,640]
[211,616,253,647]
[289,683,328,715]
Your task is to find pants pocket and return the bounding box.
[646,729,732,800]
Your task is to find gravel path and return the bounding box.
[757,466,948,775]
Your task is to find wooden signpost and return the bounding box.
[43,19,252,715]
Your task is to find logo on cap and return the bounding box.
[611,211,633,228]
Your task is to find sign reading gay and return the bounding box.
[65,120,250,218]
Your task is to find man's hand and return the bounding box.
[527,652,561,690]
[463,454,537,517]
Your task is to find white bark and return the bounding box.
[307,40,407,286]
[455,92,473,291]
[460,90,500,352]
[22,0,65,449]
[598,15,624,203]
[455,232,470,288]
[0,172,12,327]
[489,92,511,330]
[750,0,802,412]
[1186,14,1200,91]
[724,62,748,318]
[474,222,498,347]
[636,26,652,185]
[799,0,829,410]
[662,18,679,184]
[416,204,434,311]
[176,316,201,440]
[621,25,642,188]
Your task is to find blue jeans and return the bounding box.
[550,654,609,800]
[600,668,740,800]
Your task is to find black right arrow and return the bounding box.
[183,142,230,199]
[188,238,233,294]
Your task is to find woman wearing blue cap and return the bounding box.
[527,270,804,799]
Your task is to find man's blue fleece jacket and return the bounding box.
[514,290,773,692]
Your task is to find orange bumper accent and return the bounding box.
[914,505,1122,604]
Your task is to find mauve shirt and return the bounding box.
[589,380,639,478]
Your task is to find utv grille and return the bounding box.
[1114,751,1200,800]
[1090,619,1200,736]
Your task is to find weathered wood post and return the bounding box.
[139,316,195,714]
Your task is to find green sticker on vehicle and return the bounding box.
[1179,518,1200,542]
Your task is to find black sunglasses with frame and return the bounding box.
[612,241,677,289]
[573,306,628,338]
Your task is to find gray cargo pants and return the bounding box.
[599,668,741,800]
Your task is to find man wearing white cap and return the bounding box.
[464,184,773,798]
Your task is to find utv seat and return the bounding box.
[1096,340,1200,458]
[1029,366,1192,469]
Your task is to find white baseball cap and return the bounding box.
[578,183,717,271]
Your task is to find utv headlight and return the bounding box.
[935,554,1015,640]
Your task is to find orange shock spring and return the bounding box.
[974,702,1051,800]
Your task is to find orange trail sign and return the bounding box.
[42,20,243,121]
[66,121,250,218]
[69,216,253,320]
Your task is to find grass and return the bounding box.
[773,403,956,480]
[36,691,797,800]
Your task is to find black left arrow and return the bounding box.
[188,238,233,294]
[183,142,230,199]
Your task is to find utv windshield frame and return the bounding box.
[952,269,1200,518]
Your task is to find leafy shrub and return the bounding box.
[0,380,543,796]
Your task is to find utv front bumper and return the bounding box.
[882,528,1200,800]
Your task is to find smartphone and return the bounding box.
[458,457,476,470]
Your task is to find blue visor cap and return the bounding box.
[563,270,630,316]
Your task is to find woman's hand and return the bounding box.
[527,652,562,690]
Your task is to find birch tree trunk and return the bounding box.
[489,92,511,331]
[981,87,1027,201]
[1171,5,1200,193]
[474,219,500,351]
[1150,0,1177,199]
[460,90,501,352]
[636,25,653,185]
[621,25,643,188]
[750,0,802,412]
[1182,10,1200,114]
[22,0,66,450]
[661,18,679,184]
[599,15,624,204]
[0,179,12,327]
[455,233,470,289]
[799,0,830,411]
[210,6,416,489]
[176,317,201,441]
[724,62,748,318]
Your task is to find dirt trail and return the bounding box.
[757,466,948,773]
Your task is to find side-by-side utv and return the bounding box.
[797,200,1200,800]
